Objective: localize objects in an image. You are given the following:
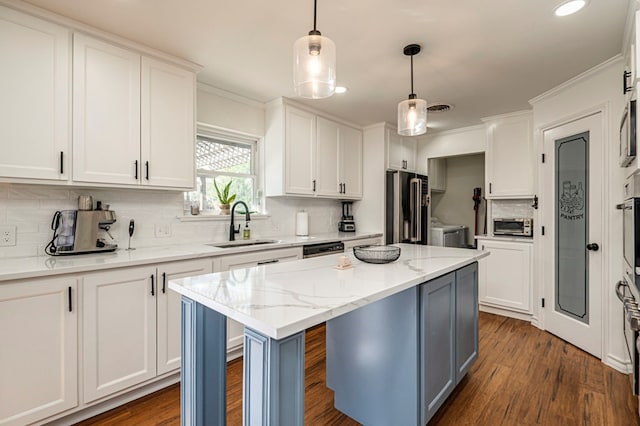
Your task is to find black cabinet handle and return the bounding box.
[489,182,492,194]
[145,161,149,180]
[134,160,139,180]
[60,152,64,174]
[151,274,155,296]
[68,286,72,312]
[162,272,166,294]
[586,243,599,252]
[257,259,279,265]
[343,183,346,194]
[313,179,316,192]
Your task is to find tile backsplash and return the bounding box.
[0,184,342,258]
[491,199,535,219]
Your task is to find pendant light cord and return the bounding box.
[410,54,414,95]
[313,0,317,31]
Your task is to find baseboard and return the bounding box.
[604,353,633,374]
[43,374,181,426]
[479,304,533,322]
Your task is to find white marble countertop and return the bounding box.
[474,235,534,244]
[0,232,381,282]
[169,244,489,340]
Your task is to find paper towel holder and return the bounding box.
[296,210,309,236]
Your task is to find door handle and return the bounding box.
[151,274,155,296]
[162,272,166,294]
[586,243,599,251]
[134,160,139,180]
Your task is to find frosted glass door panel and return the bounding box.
[555,132,589,324]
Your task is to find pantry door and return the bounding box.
[541,112,603,358]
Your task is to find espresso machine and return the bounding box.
[338,201,356,232]
[46,199,118,255]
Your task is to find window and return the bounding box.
[185,130,259,214]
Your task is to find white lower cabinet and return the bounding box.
[217,247,302,352]
[477,239,532,313]
[82,259,211,402]
[0,277,78,426]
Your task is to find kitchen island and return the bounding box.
[169,244,489,426]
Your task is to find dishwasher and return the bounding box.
[302,241,344,258]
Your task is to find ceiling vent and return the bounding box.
[427,103,453,113]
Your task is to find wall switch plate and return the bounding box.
[0,225,17,246]
[154,223,172,238]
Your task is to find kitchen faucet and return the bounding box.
[229,201,251,241]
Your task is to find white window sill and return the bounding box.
[177,213,271,222]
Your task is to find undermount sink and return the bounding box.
[207,239,280,249]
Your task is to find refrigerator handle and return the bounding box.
[410,178,421,242]
[393,172,400,243]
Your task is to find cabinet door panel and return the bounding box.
[141,57,195,189]
[455,263,478,382]
[386,128,404,170]
[285,107,316,195]
[340,125,363,199]
[73,33,141,185]
[315,117,340,197]
[403,137,417,172]
[0,6,70,180]
[421,272,455,424]
[83,266,156,402]
[485,113,533,198]
[478,240,532,312]
[0,278,77,425]
[157,259,212,375]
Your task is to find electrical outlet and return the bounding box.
[0,225,17,247]
[154,223,172,238]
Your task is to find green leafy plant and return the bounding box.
[213,179,236,205]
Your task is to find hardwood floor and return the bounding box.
[75,313,639,425]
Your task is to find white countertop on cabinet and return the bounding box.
[0,232,382,282]
[474,235,535,244]
[169,244,489,340]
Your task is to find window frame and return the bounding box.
[188,123,262,214]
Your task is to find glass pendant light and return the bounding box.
[293,0,336,99]
[398,44,427,136]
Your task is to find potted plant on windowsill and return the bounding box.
[214,179,236,215]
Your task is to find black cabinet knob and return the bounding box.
[586,243,599,252]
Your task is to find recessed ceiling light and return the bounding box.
[554,0,588,16]
[335,86,348,94]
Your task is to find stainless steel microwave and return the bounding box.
[493,218,533,237]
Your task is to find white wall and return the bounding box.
[417,124,486,173]
[0,84,343,258]
[529,56,626,371]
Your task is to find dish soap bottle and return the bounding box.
[243,222,251,240]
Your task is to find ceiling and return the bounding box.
[22,0,631,132]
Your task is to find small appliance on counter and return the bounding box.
[338,201,356,232]
[45,197,118,256]
[493,218,533,237]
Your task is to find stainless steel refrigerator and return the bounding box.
[385,171,429,245]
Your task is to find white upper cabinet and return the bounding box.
[386,126,417,172]
[339,124,363,199]
[483,111,534,198]
[73,33,141,185]
[141,57,195,189]
[429,158,447,192]
[285,106,316,195]
[0,6,70,181]
[73,34,196,189]
[316,117,341,197]
[316,117,363,199]
[265,98,362,199]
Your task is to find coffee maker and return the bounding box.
[338,201,356,232]
[46,202,118,255]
